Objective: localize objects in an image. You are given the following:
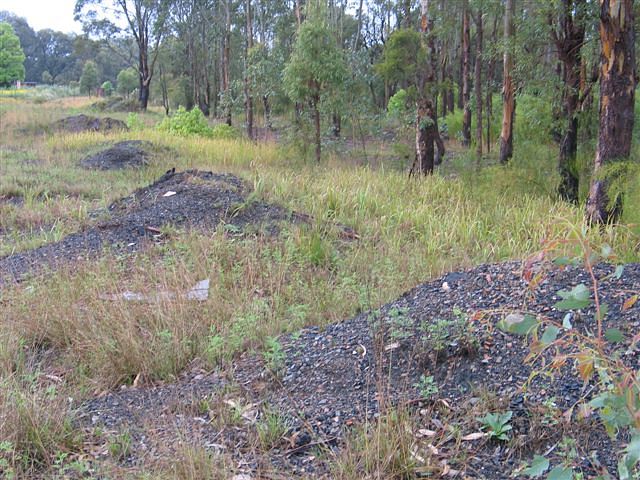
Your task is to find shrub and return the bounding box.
[157,106,213,137]
[211,123,240,140]
[126,112,144,131]
[101,81,113,97]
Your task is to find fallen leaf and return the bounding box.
[384,342,400,351]
[417,429,436,437]
[623,295,638,311]
[461,432,486,441]
[163,191,177,197]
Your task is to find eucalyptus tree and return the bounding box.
[586,0,636,224]
[0,22,25,86]
[499,0,515,164]
[283,4,348,162]
[549,0,589,203]
[74,0,170,110]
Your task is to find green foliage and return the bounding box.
[41,70,53,85]
[388,307,412,340]
[421,308,478,355]
[157,106,213,137]
[101,80,113,97]
[116,67,138,97]
[375,29,424,85]
[413,375,439,400]
[522,454,550,477]
[248,43,283,102]
[596,161,640,227]
[256,408,289,450]
[79,60,98,95]
[478,411,513,441]
[263,337,286,376]
[211,123,240,140]
[0,22,25,87]
[283,12,348,104]
[107,430,132,461]
[387,89,410,117]
[126,112,144,131]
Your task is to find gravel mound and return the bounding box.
[0,170,293,282]
[80,140,151,170]
[80,261,640,477]
[52,114,128,133]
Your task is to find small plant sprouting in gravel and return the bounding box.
[256,408,289,451]
[263,337,286,377]
[387,307,413,341]
[421,308,478,359]
[413,374,439,400]
[108,431,132,461]
[478,411,513,441]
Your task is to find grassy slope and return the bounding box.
[0,92,638,477]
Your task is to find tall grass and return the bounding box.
[0,94,639,476]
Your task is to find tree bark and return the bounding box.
[222,0,232,126]
[552,0,585,203]
[244,0,254,139]
[499,0,515,164]
[474,6,483,162]
[412,0,445,176]
[485,14,498,153]
[312,94,321,163]
[462,0,472,146]
[586,0,636,224]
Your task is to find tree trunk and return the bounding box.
[474,6,483,162]
[223,0,232,126]
[586,0,636,224]
[486,14,498,153]
[412,0,445,176]
[499,0,515,164]
[313,94,321,163]
[244,0,254,139]
[159,64,169,116]
[462,0,471,147]
[553,0,585,203]
[332,113,341,137]
[263,95,272,129]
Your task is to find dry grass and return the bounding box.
[1,93,639,477]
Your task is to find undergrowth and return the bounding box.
[0,95,639,477]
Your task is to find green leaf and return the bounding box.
[497,314,539,336]
[522,455,550,477]
[614,265,625,279]
[596,303,609,322]
[541,325,560,345]
[619,433,640,480]
[605,328,625,343]
[553,256,578,266]
[555,284,591,310]
[601,244,612,259]
[547,466,574,480]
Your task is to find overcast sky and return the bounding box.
[0,0,82,34]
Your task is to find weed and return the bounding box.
[500,223,640,478]
[333,409,420,479]
[478,411,513,441]
[256,408,289,451]
[413,374,439,400]
[421,308,478,363]
[263,336,286,377]
[386,307,413,341]
[108,430,132,461]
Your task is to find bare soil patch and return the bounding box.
[0,170,293,282]
[79,260,640,478]
[79,140,152,170]
[52,114,128,134]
